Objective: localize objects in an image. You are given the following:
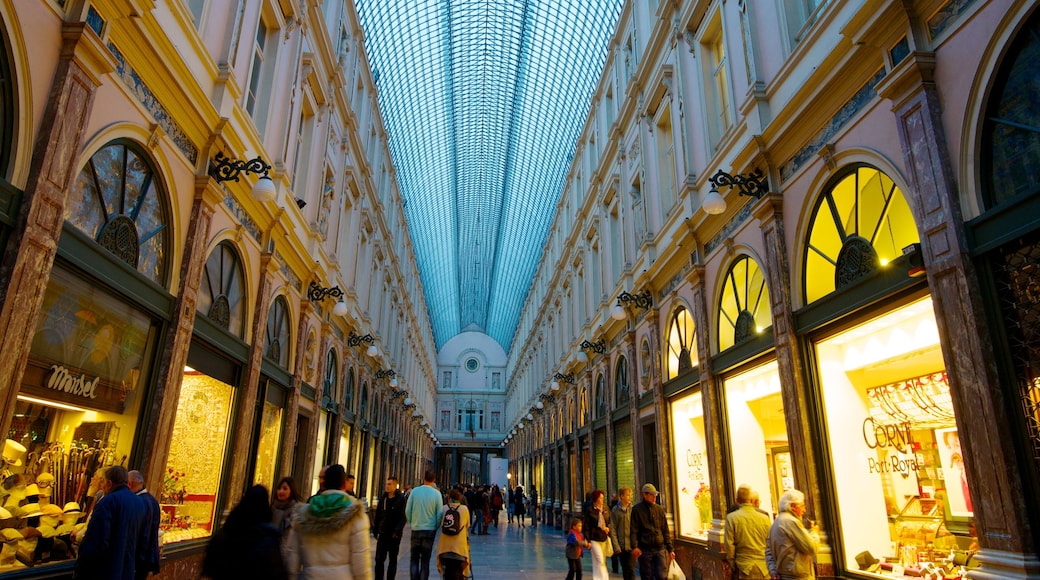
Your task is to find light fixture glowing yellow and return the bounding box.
[16,395,89,413]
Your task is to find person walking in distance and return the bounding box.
[373,476,407,580]
[75,466,149,580]
[725,484,771,579]
[127,470,160,580]
[512,485,526,528]
[203,485,288,580]
[405,470,443,580]
[286,464,372,579]
[766,490,819,580]
[629,484,675,580]
[529,486,539,526]
[610,486,636,580]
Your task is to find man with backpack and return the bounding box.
[405,470,443,580]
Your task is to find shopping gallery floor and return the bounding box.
[392,517,608,579]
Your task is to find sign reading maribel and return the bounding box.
[45,365,100,399]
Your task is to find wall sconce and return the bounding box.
[348,332,380,357]
[211,152,277,202]
[308,282,348,316]
[577,338,606,361]
[702,168,769,215]
[611,290,653,320]
[538,392,555,404]
[551,372,575,389]
[375,369,396,380]
[390,388,408,401]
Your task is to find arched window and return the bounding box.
[264,295,291,368]
[344,368,356,412]
[67,141,171,285]
[579,389,588,427]
[198,242,246,338]
[359,383,369,423]
[595,373,606,418]
[803,165,919,304]
[983,12,1040,210]
[323,349,339,405]
[0,28,15,175]
[667,307,697,379]
[614,356,629,407]
[718,255,771,351]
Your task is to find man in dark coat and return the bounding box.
[373,476,407,580]
[128,470,161,580]
[75,466,148,580]
[630,484,675,580]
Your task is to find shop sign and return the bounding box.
[21,357,129,414]
[863,417,920,474]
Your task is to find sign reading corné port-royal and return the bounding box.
[21,357,130,414]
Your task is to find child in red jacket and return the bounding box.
[565,517,590,580]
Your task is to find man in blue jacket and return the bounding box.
[405,470,442,580]
[75,466,148,580]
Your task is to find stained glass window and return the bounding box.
[198,242,246,338]
[718,256,771,351]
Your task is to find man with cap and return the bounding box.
[128,470,161,579]
[629,483,674,580]
[725,484,771,579]
[76,466,148,580]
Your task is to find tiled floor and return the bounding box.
[387,515,625,579]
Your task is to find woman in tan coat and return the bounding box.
[436,488,470,580]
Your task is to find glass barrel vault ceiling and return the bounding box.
[355,0,624,352]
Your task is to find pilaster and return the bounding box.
[142,177,223,489]
[0,23,108,440]
[880,52,1039,577]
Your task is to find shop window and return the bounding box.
[344,368,356,413]
[803,166,919,304]
[724,360,789,517]
[670,390,710,540]
[595,373,607,419]
[667,307,697,380]
[983,12,1040,210]
[311,410,328,495]
[198,242,246,338]
[615,356,630,407]
[614,418,635,492]
[814,297,976,577]
[252,379,285,491]
[67,141,170,286]
[718,256,772,351]
[8,266,155,568]
[264,295,291,368]
[164,361,237,544]
[594,428,607,489]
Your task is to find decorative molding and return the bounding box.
[222,192,261,243]
[927,0,980,40]
[779,68,885,183]
[106,43,199,165]
[705,199,754,255]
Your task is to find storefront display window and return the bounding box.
[724,360,787,516]
[163,366,236,544]
[815,297,977,578]
[1,266,155,570]
[338,424,351,467]
[312,411,329,495]
[670,391,710,540]
[252,385,284,491]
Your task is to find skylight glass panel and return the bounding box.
[356,0,624,352]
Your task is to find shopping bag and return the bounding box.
[667,559,686,580]
[603,539,613,558]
